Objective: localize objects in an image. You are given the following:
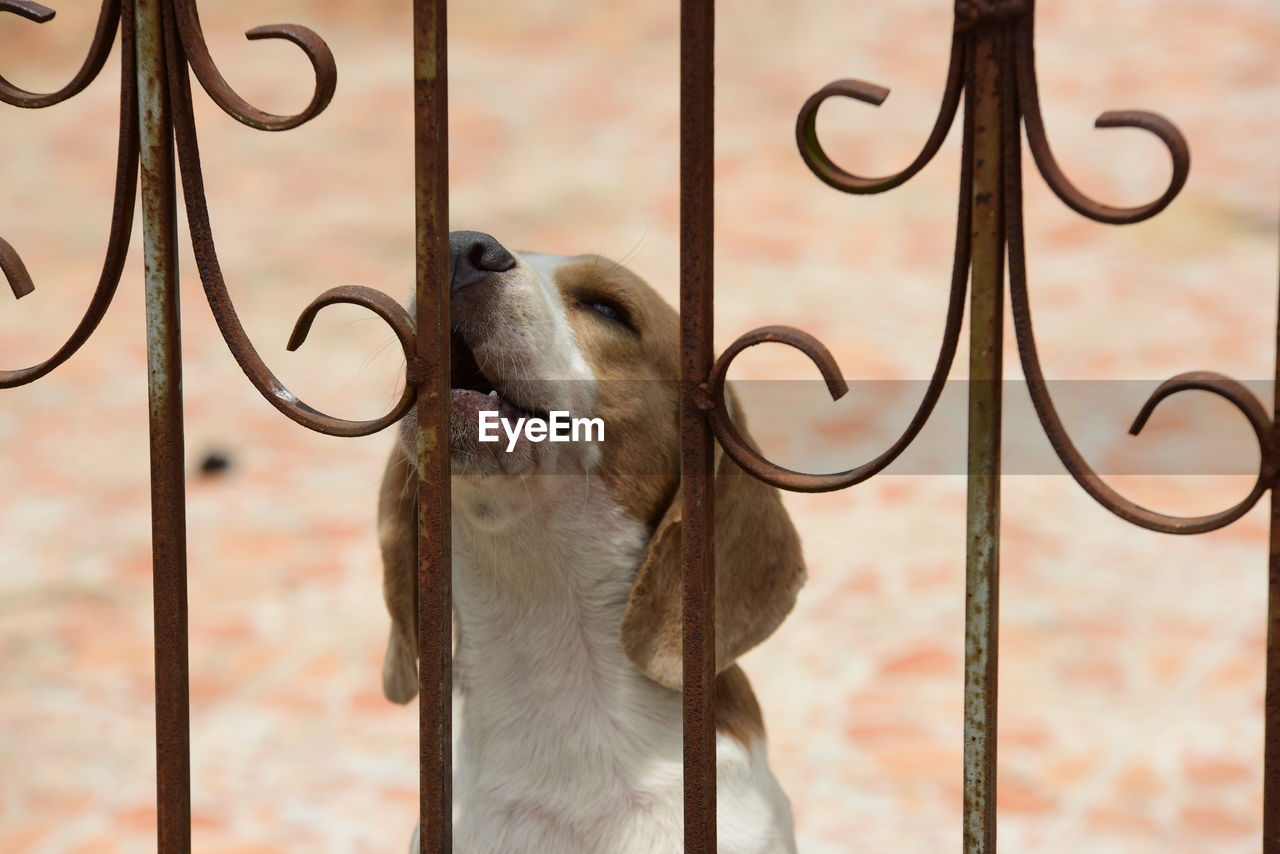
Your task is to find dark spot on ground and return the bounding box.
[198,450,232,476]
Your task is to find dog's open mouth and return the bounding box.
[450,330,547,420]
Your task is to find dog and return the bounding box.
[377,231,805,853]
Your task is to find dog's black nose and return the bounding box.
[450,230,517,293]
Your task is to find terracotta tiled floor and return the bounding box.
[2,1,1278,852]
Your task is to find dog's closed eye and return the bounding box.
[579,296,636,332]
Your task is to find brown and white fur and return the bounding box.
[378,233,805,853]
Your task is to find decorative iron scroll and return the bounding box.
[678,1,1279,854]
[1,1,451,852]
[706,0,1270,532]
[0,0,421,428]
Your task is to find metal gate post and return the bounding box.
[680,0,717,852]
[2,0,427,850]
[1267,308,1280,851]
[136,0,192,849]
[962,22,1004,854]
[414,0,452,850]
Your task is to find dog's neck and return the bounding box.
[449,474,683,778]
[440,475,792,854]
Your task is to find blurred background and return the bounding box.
[1,0,1278,851]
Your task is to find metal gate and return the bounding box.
[2,0,1276,852]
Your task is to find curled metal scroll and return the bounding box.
[708,214,971,493]
[0,0,138,388]
[164,8,416,436]
[1010,274,1271,535]
[171,0,336,131]
[2,0,397,418]
[1012,2,1189,225]
[796,31,966,194]
[0,0,119,108]
[1003,84,1271,534]
[752,0,1262,537]
[712,68,979,493]
[705,326,848,492]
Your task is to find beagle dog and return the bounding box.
[377,231,805,853]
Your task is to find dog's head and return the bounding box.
[378,231,805,700]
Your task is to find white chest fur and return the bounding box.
[434,476,796,854]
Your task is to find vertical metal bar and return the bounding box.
[414,0,451,851]
[963,24,1004,854]
[135,0,191,850]
[1265,243,1280,853]
[680,0,716,851]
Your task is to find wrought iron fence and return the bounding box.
[2,0,1275,852]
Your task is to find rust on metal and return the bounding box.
[1267,286,1280,852]
[718,25,977,496]
[954,0,1026,30]
[168,52,420,436]
[795,31,965,195]
[0,0,54,23]
[287,285,416,359]
[170,0,335,131]
[138,0,191,849]
[721,0,1251,849]
[164,4,420,438]
[716,66,972,494]
[1012,0,1187,225]
[783,0,1255,850]
[962,23,1006,854]
[1002,4,1268,535]
[0,237,35,299]
[414,0,452,851]
[681,0,716,850]
[0,0,118,107]
[7,0,431,848]
[1269,135,1280,850]
[0,0,138,389]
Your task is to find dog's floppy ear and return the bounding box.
[620,393,806,690]
[378,443,419,704]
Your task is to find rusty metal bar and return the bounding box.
[962,23,1004,854]
[1265,253,1280,852]
[680,0,716,850]
[414,0,451,851]
[135,0,191,850]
